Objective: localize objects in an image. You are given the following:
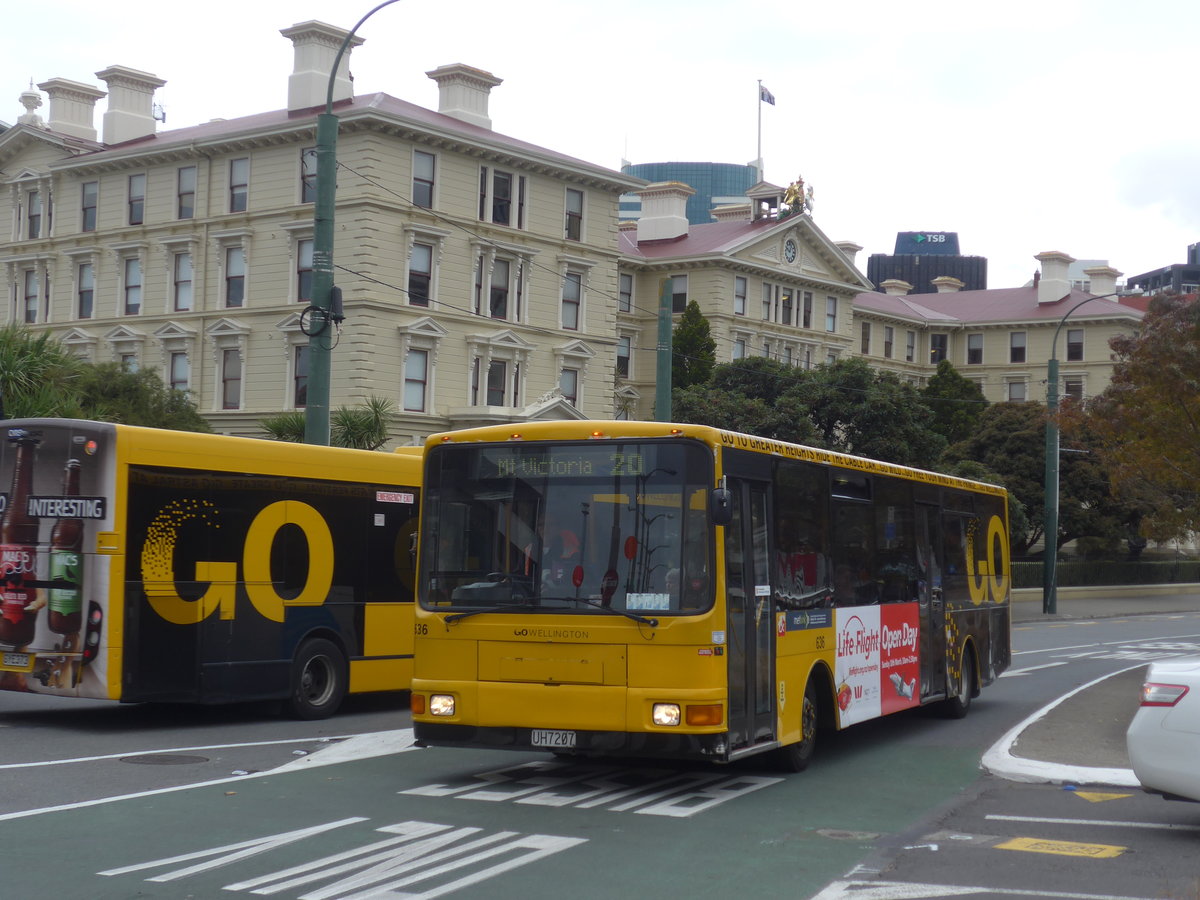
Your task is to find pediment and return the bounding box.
[736,217,872,290]
[205,317,251,337]
[397,315,450,338]
[522,390,588,420]
[153,321,197,340]
[103,325,145,342]
[467,328,537,351]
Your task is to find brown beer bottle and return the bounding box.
[0,432,40,648]
[48,459,83,635]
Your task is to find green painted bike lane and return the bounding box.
[0,736,982,899]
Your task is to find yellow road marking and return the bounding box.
[996,837,1125,858]
[1074,791,1133,803]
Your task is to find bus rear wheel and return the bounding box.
[777,680,820,772]
[943,646,974,719]
[289,638,347,720]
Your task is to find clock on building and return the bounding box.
[784,239,797,263]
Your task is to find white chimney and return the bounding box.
[281,21,363,112]
[36,78,106,141]
[1036,250,1075,304]
[425,64,502,130]
[1083,265,1122,299]
[932,275,965,293]
[95,66,166,145]
[835,241,862,267]
[881,279,913,296]
[635,182,694,243]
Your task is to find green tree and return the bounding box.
[941,458,1030,552]
[0,326,85,418]
[261,396,393,450]
[74,363,211,431]
[671,301,716,390]
[672,357,818,444]
[922,359,988,445]
[787,358,947,467]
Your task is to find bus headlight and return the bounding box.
[652,703,681,726]
[430,694,456,717]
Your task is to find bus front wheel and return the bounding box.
[777,679,820,772]
[289,638,348,720]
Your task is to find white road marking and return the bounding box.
[999,662,1069,677]
[986,814,1200,833]
[811,879,1157,900]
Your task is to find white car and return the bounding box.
[1126,656,1200,802]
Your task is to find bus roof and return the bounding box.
[425,420,1006,498]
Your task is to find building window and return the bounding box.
[128,173,146,225]
[408,242,432,306]
[120,353,139,372]
[413,151,435,209]
[1066,328,1084,362]
[616,335,631,378]
[26,191,41,239]
[734,277,747,316]
[763,340,771,359]
[225,247,245,308]
[930,333,948,364]
[221,348,241,409]
[860,322,871,355]
[906,331,916,362]
[802,291,813,329]
[404,349,428,412]
[1064,378,1084,402]
[672,275,688,313]
[479,167,525,228]
[229,158,249,213]
[22,270,38,323]
[560,368,579,406]
[967,333,983,365]
[565,188,583,241]
[476,257,513,320]
[77,263,94,319]
[1010,331,1026,364]
[561,272,582,330]
[177,166,196,219]
[81,181,98,232]
[169,352,189,392]
[1007,380,1027,402]
[825,296,838,332]
[733,339,746,360]
[300,148,317,203]
[173,252,193,311]
[296,239,313,303]
[883,326,894,359]
[762,283,773,321]
[293,345,308,408]
[472,358,512,406]
[619,273,632,313]
[781,289,793,326]
[123,258,142,315]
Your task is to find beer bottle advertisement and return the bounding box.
[0,422,114,698]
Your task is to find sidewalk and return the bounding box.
[985,586,1200,787]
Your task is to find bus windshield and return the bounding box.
[420,439,713,616]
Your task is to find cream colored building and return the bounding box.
[0,21,643,444]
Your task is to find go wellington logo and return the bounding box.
[100,817,586,899]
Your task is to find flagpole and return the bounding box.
[756,79,763,180]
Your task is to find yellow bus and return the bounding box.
[411,420,1010,769]
[0,419,421,718]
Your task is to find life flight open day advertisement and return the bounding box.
[834,603,920,726]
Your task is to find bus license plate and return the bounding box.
[531,729,575,749]
[3,652,30,668]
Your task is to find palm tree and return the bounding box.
[261,396,394,450]
[0,326,85,419]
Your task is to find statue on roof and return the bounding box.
[17,82,45,129]
[781,175,813,218]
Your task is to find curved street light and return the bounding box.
[1042,291,1123,613]
[304,0,404,445]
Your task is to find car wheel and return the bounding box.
[289,638,347,720]
[944,647,974,719]
[777,679,820,772]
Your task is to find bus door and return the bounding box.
[915,502,945,699]
[725,478,775,749]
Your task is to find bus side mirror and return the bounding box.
[710,487,732,526]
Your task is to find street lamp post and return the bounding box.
[1042,292,1121,613]
[304,0,403,445]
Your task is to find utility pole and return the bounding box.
[654,277,673,421]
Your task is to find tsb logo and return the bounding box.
[141,499,333,624]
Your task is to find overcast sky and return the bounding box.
[5,0,1197,290]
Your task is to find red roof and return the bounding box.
[853,286,1146,325]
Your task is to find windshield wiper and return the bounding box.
[444,603,541,624]
[541,595,659,627]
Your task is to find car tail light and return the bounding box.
[1140,682,1189,707]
